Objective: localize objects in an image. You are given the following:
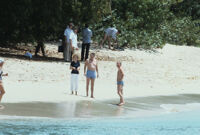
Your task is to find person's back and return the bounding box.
[106,27,118,39]
[81,25,93,61]
[83,28,92,44]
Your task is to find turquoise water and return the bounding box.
[1,94,200,135]
[0,111,200,135]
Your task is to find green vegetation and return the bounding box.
[0,0,199,49]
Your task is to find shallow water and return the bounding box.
[0,111,200,135]
[0,94,200,135]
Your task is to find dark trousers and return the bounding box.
[81,43,90,61]
[35,41,45,56]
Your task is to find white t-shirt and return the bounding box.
[64,28,73,43]
[105,27,118,40]
[69,32,78,49]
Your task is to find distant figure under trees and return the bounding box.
[81,24,92,61]
[35,41,46,57]
[100,27,121,49]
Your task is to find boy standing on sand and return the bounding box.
[116,61,125,106]
[84,53,99,98]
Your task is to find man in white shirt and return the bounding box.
[64,23,74,62]
[81,24,92,61]
[69,26,79,61]
[100,27,121,49]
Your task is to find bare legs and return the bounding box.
[86,78,95,98]
[100,34,111,49]
[0,83,5,102]
[91,79,95,98]
[86,78,90,97]
[117,85,124,106]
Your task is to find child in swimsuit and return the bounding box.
[116,61,125,106]
[84,53,99,98]
[0,59,8,103]
[70,54,80,95]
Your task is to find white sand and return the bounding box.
[1,44,200,103]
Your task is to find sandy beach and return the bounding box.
[1,43,200,135]
[1,44,200,103]
[0,43,200,118]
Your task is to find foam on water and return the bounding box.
[160,103,200,113]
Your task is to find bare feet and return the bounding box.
[118,102,125,106]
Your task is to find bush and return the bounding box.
[160,17,200,46]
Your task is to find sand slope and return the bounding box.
[1,44,200,103]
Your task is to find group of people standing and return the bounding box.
[0,23,125,107]
[64,22,124,105]
[63,23,92,62]
[63,23,121,62]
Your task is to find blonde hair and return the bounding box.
[72,54,79,60]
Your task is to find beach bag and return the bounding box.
[58,45,63,52]
[58,39,64,52]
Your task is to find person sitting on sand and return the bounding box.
[69,26,79,61]
[116,61,125,106]
[100,27,121,49]
[0,59,8,103]
[70,54,80,95]
[84,53,99,98]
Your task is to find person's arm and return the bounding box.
[70,39,73,50]
[84,60,88,76]
[2,73,8,76]
[70,62,76,70]
[77,62,80,71]
[96,62,99,78]
[121,69,124,80]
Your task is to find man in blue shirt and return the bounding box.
[81,24,92,61]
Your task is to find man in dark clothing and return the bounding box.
[35,41,46,57]
[81,24,92,61]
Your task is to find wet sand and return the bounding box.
[1,94,200,119]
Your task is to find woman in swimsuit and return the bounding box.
[0,59,8,103]
[84,53,99,98]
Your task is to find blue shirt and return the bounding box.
[82,28,92,44]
